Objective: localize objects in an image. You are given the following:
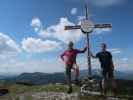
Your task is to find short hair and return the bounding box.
[68,41,74,45]
[101,43,107,48]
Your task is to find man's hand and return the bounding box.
[111,64,115,71]
[60,56,63,61]
[84,46,87,51]
[90,51,96,58]
[111,59,115,70]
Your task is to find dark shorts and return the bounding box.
[66,67,71,76]
[65,64,73,77]
[65,64,73,82]
[101,68,114,79]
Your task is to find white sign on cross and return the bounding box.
[64,5,112,77]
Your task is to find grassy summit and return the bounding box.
[0,83,80,100]
[0,81,133,100]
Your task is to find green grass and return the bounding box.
[0,83,80,100]
[0,82,133,100]
[7,84,80,93]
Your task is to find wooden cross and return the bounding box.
[64,5,112,77]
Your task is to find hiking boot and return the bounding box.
[112,88,117,97]
[67,87,73,94]
[74,79,79,85]
[101,89,107,97]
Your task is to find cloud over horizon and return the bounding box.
[108,48,122,54]
[38,17,82,44]
[0,33,21,58]
[89,0,125,7]
[31,18,42,32]
[22,37,61,53]
[71,8,78,15]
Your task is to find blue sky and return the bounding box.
[0,0,133,74]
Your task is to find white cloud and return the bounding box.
[71,8,77,15]
[39,18,112,42]
[90,0,125,7]
[39,17,82,44]
[114,58,133,71]
[0,33,21,58]
[108,48,121,54]
[1,55,133,75]
[31,18,42,32]
[93,28,111,35]
[31,17,113,45]
[77,16,86,21]
[121,57,128,62]
[22,37,61,53]
[0,58,64,74]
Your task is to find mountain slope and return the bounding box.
[13,69,133,85]
[15,72,65,85]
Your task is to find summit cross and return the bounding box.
[64,4,112,77]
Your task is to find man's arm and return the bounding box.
[77,46,87,53]
[109,52,115,70]
[111,59,115,70]
[90,52,97,58]
[60,52,65,61]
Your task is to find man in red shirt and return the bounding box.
[60,41,87,93]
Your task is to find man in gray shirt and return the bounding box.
[91,43,117,96]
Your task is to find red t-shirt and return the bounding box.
[61,49,85,65]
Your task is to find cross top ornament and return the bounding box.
[81,19,94,33]
[64,4,112,77]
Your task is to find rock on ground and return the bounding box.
[18,92,79,100]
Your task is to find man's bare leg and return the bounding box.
[73,64,79,84]
[66,67,72,93]
[111,78,117,96]
[101,78,107,96]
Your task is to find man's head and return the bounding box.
[101,43,107,51]
[68,41,74,50]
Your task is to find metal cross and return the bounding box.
[64,4,112,77]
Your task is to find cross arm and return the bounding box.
[94,24,112,28]
[64,25,81,30]
[64,24,112,31]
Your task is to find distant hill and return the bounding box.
[15,72,65,85]
[80,69,133,80]
[114,71,133,80]
[13,69,133,85]
[0,75,17,80]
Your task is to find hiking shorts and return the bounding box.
[102,68,114,79]
[65,64,73,82]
